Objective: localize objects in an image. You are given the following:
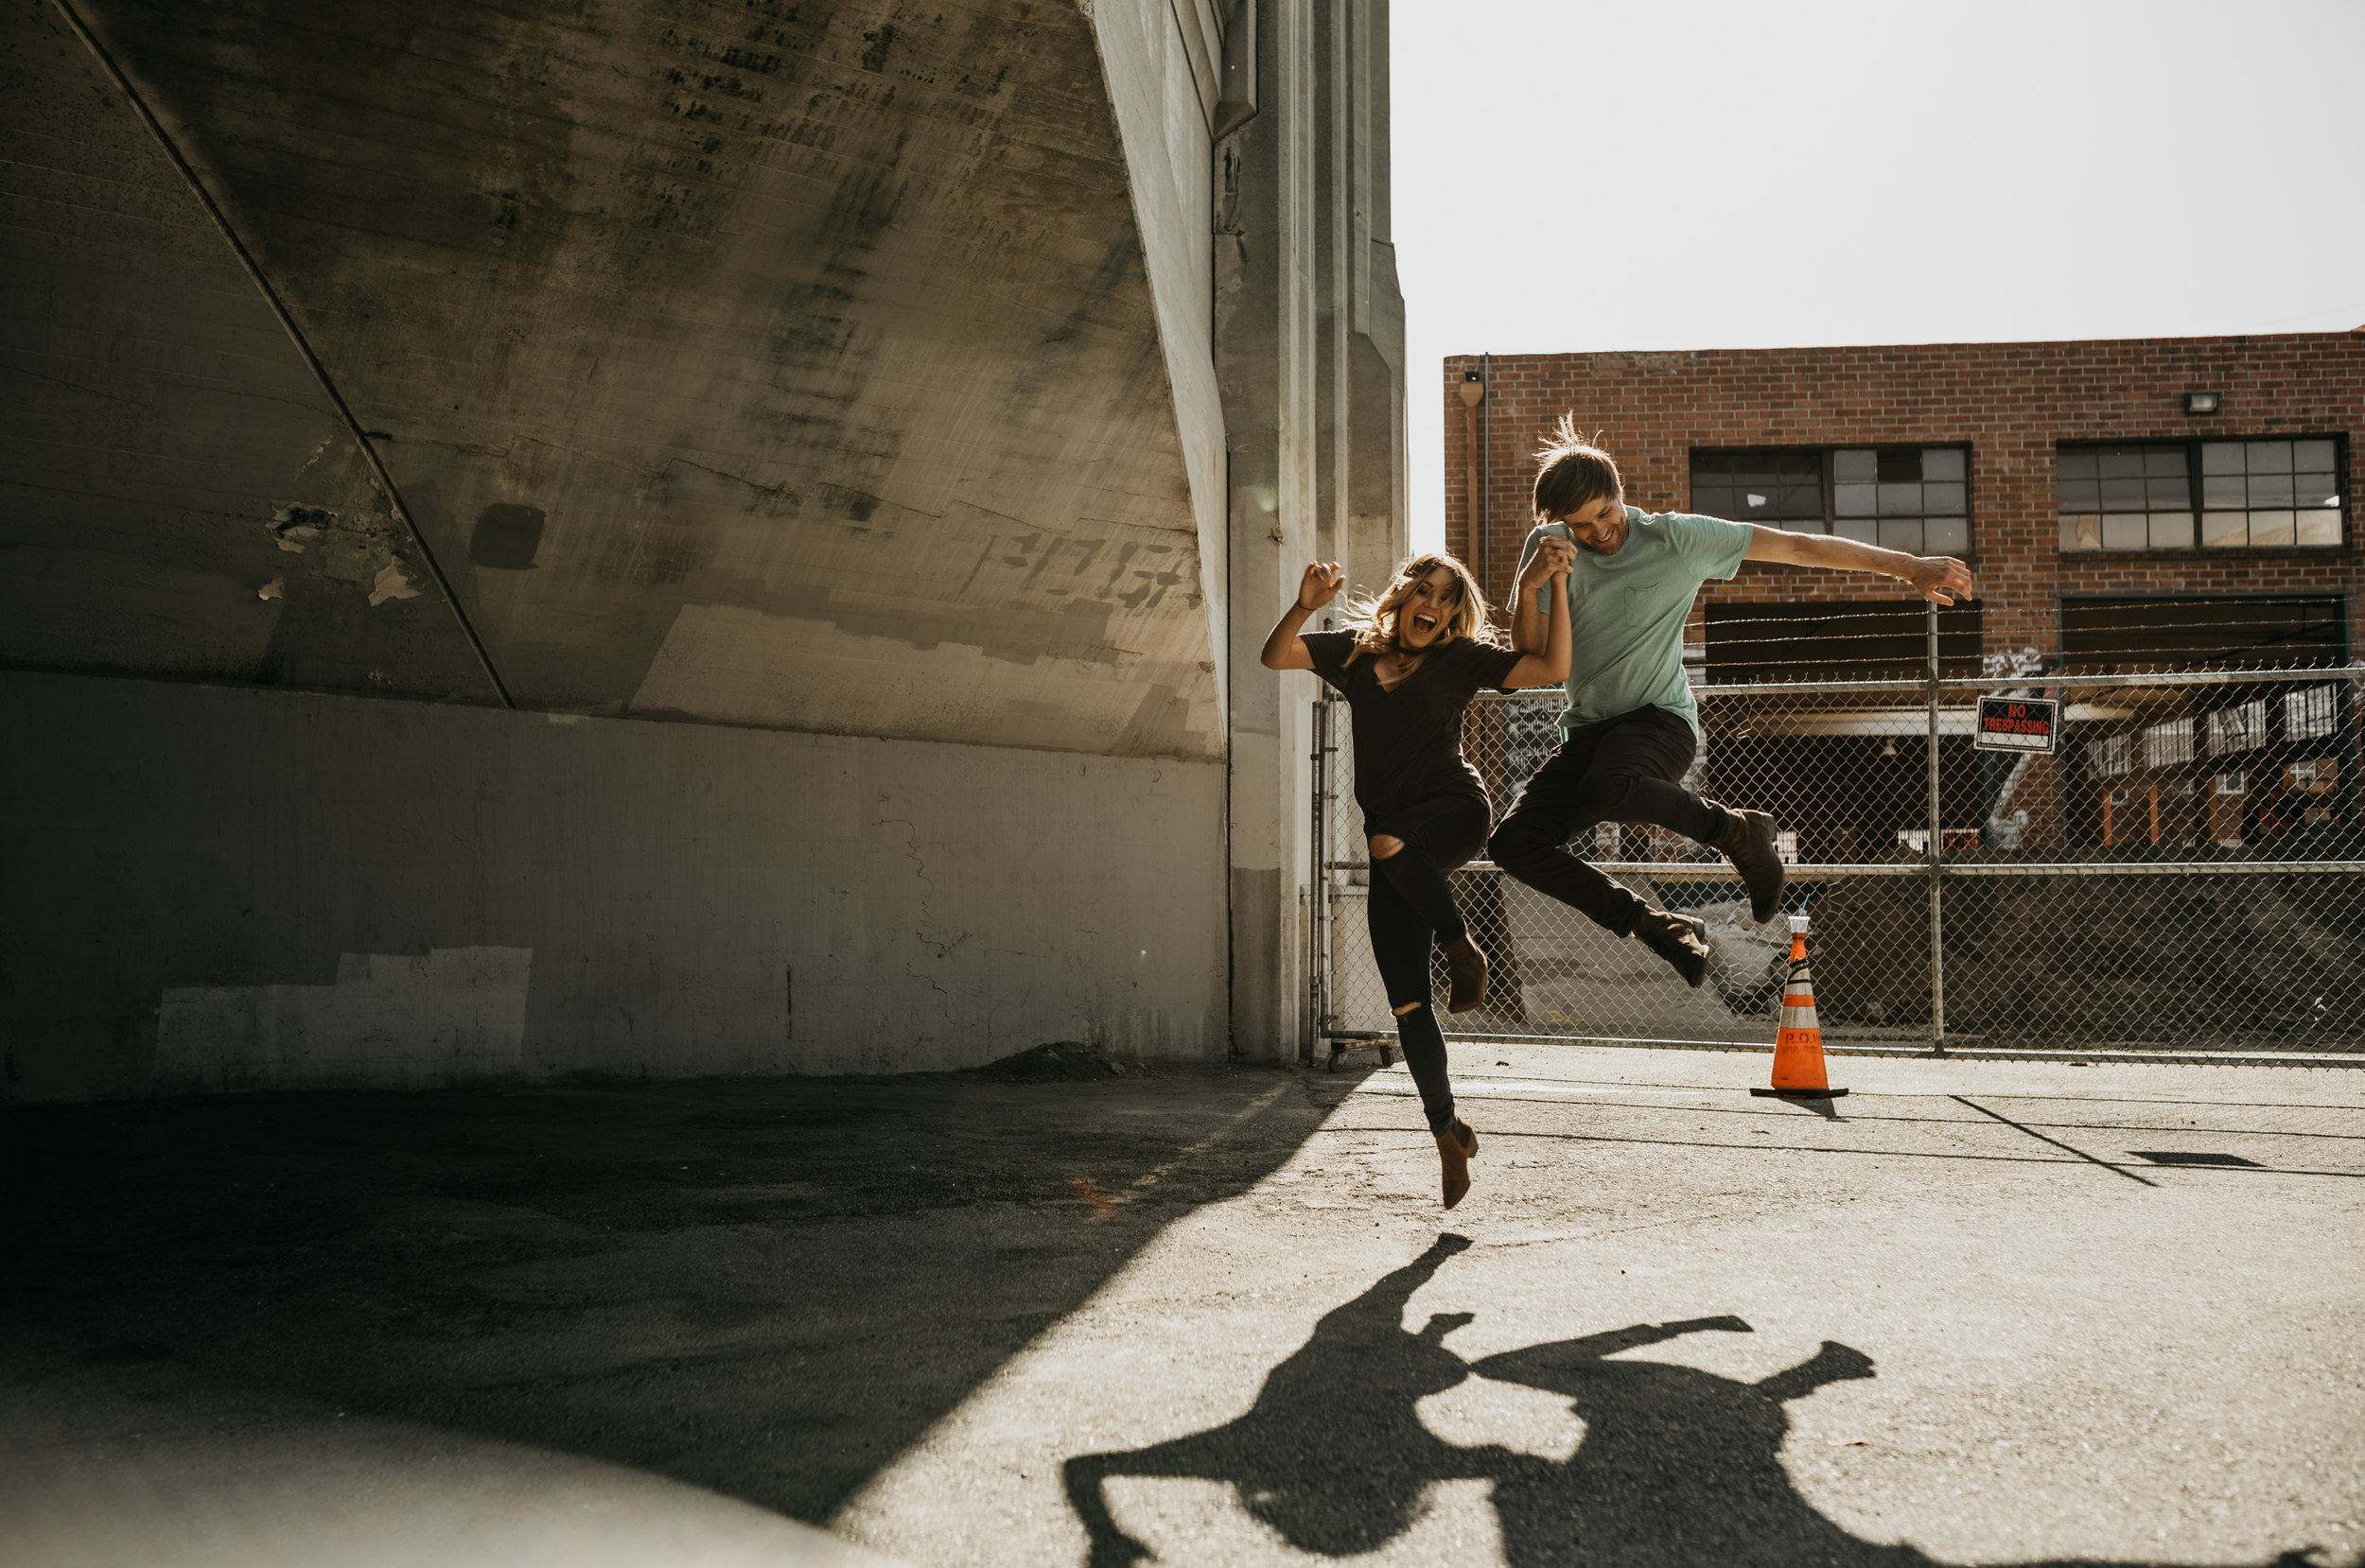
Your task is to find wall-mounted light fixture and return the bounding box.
[2183,391,2221,415]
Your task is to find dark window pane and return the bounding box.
[2058,448,2099,479]
[2144,448,2186,477]
[2058,478,2102,511]
[2146,474,2191,508]
[2099,476,2147,511]
[1876,448,1922,483]
[1833,449,1877,481]
[2098,449,2145,479]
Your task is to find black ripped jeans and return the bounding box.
[1487,706,1734,936]
[1364,793,1490,1136]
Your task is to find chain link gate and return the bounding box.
[1310,611,2365,1066]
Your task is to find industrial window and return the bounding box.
[2205,700,2269,755]
[2089,732,2132,776]
[1689,451,1825,524]
[2216,769,2246,795]
[2144,718,2194,768]
[1702,600,1981,683]
[2057,444,2190,550]
[2059,437,2343,551]
[2059,595,2345,673]
[1688,444,1971,555]
[2285,685,2338,740]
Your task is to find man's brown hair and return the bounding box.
[1531,414,1623,522]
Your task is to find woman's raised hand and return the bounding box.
[1519,535,1577,587]
[1296,561,1346,611]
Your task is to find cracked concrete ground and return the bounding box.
[3,1048,2360,1567]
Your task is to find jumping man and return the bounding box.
[1495,418,1975,985]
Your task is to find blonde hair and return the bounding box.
[1341,553,1497,659]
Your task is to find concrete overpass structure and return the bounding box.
[0,0,1408,1099]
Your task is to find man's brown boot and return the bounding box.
[1441,935,1488,1014]
[1717,808,1787,924]
[1634,908,1710,988]
[1435,1117,1479,1210]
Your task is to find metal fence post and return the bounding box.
[1307,693,1329,1059]
[1928,601,1947,1054]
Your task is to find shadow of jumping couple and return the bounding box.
[1064,1234,2321,1568]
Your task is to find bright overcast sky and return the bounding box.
[1391,0,2365,549]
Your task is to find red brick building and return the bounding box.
[1442,333,2362,852]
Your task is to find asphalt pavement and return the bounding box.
[3,1047,2359,1567]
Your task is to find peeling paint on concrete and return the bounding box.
[368,560,421,606]
[269,505,331,552]
[155,948,532,1092]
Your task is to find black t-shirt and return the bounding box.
[1303,630,1525,824]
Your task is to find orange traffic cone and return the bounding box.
[1751,914,1848,1100]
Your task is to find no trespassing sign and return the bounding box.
[1973,695,2058,754]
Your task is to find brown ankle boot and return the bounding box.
[1435,1116,1479,1210]
[1441,936,1489,1014]
[1717,808,1788,924]
[1633,908,1710,988]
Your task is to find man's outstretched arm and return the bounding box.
[1743,525,1975,604]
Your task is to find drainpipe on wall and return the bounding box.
[1478,353,1492,594]
[1459,368,1483,573]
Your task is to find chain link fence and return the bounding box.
[1310,608,2365,1063]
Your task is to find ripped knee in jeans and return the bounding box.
[1370,833,1405,860]
[1393,1001,1425,1017]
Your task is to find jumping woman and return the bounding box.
[1261,544,1574,1209]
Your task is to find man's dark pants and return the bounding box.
[1487,706,1733,936]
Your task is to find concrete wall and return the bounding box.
[4,0,1223,758]
[0,0,1407,1093]
[1087,0,1234,715]
[0,670,1227,1103]
[1218,0,1407,1062]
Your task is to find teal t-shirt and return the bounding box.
[1514,507,1753,735]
